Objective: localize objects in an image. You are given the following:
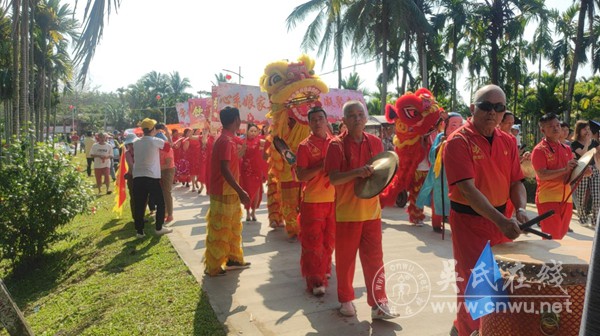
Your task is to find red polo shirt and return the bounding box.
[324,132,384,222]
[531,139,573,203]
[444,120,524,207]
[297,134,335,203]
[210,129,240,196]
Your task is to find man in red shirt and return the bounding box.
[443,84,529,335]
[204,107,251,276]
[295,107,335,297]
[531,113,578,239]
[324,101,398,320]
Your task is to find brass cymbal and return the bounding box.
[566,148,596,185]
[354,151,399,199]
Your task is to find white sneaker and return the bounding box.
[339,301,356,317]
[136,232,146,239]
[312,286,326,297]
[155,228,173,235]
[372,303,400,320]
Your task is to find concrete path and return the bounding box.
[166,185,596,335]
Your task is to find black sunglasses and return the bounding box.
[475,101,506,113]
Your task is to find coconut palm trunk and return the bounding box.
[11,0,20,137]
[566,0,589,124]
[19,0,29,131]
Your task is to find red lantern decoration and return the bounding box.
[156,94,161,100]
[225,74,232,80]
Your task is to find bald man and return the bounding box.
[443,85,529,335]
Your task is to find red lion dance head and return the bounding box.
[379,88,442,208]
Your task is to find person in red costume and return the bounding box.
[531,113,578,239]
[173,129,192,186]
[324,100,399,320]
[204,107,251,276]
[171,129,181,183]
[295,107,335,297]
[240,123,267,221]
[443,84,529,336]
[187,129,203,192]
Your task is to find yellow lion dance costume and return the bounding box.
[259,55,329,238]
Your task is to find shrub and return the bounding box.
[0,137,93,264]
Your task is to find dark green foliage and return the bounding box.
[0,137,93,264]
[523,178,537,204]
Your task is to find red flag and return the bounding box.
[112,147,128,216]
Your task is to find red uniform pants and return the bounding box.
[335,219,387,307]
[299,202,335,290]
[449,210,511,336]
[537,202,573,240]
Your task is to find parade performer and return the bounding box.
[295,107,335,297]
[443,85,528,335]
[416,112,464,233]
[240,123,267,222]
[174,129,191,186]
[324,100,399,320]
[204,107,251,276]
[204,124,218,195]
[379,88,441,208]
[531,113,578,239]
[259,54,329,241]
[187,129,202,192]
[197,124,211,195]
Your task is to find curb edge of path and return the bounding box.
[167,227,268,336]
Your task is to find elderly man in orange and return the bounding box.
[324,100,398,320]
[295,107,335,297]
[204,107,251,276]
[443,84,529,336]
[530,113,578,239]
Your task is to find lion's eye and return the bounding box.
[269,74,283,86]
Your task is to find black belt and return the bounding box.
[451,201,506,217]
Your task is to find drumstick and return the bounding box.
[522,227,552,240]
[518,210,555,230]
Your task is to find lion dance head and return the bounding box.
[259,55,329,180]
[379,88,442,208]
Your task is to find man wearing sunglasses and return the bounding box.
[443,84,529,336]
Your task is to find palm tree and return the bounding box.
[340,72,363,90]
[286,0,346,88]
[213,73,228,86]
[551,5,578,108]
[471,0,545,85]
[0,6,13,137]
[72,0,121,85]
[528,8,554,91]
[343,0,429,114]
[34,0,79,139]
[537,72,563,114]
[19,0,30,132]
[10,0,21,137]
[566,0,595,123]
[168,71,191,100]
[438,0,470,110]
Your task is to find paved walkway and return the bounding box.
[166,185,596,335]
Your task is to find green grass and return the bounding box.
[0,153,225,336]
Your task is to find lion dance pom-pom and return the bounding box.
[379,88,441,208]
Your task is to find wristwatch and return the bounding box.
[517,208,527,214]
